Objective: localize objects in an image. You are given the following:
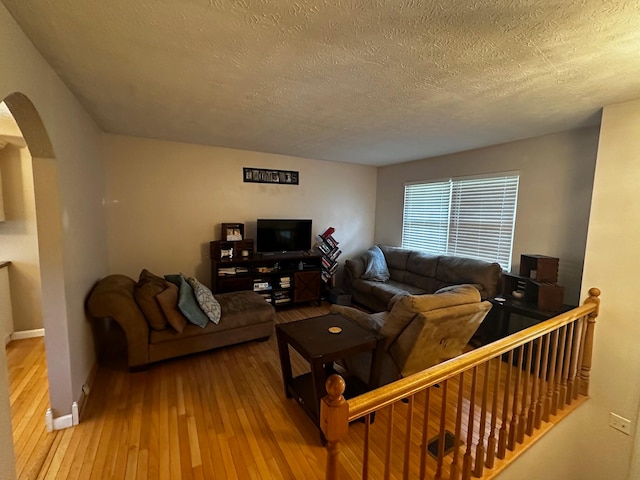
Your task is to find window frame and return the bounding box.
[402,172,519,271]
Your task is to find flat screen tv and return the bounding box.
[256,219,312,254]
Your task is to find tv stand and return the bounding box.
[210,241,322,308]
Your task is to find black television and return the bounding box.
[256,219,312,254]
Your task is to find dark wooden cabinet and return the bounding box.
[293,270,321,304]
[501,254,564,312]
[210,241,322,307]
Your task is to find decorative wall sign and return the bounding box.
[243,167,299,185]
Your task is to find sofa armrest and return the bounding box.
[329,304,386,334]
[86,274,150,367]
[343,257,365,294]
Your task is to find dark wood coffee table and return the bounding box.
[275,313,383,432]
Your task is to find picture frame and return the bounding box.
[243,167,299,185]
[221,223,244,241]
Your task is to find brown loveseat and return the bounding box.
[86,274,275,368]
[344,245,502,311]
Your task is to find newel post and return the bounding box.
[321,374,349,480]
[579,287,601,396]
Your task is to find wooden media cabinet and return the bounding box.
[210,240,322,307]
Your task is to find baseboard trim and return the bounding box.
[11,328,45,341]
[45,402,79,432]
[77,362,98,420]
[43,361,96,432]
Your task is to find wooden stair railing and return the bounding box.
[321,288,600,480]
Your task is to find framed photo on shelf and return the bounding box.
[226,228,242,241]
[221,223,244,241]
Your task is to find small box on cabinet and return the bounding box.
[519,254,559,283]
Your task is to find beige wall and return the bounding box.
[0,323,15,480]
[0,266,12,344]
[0,0,109,432]
[102,134,378,285]
[499,99,640,479]
[374,127,598,305]
[0,142,44,332]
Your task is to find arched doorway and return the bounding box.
[0,92,70,476]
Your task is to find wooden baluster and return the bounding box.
[404,396,414,480]
[535,334,550,429]
[420,389,431,480]
[321,375,349,480]
[474,362,490,477]
[497,350,513,459]
[384,403,395,480]
[527,337,543,435]
[508,346,523,450]
[552,326,567,415]
[435,380,448,480]
[485,359,501,469]
[544,331,559,422]
[573,316,588,400]
[560,322,575,408]
[450,373,464,480]
[517,342,533,443]
[462,367,477,480]
[363,414,371,480]
[580,287,601,396]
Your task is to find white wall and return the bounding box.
[374,127,599,305]
[0,0,109,428]
[499,99,640,480]
[102,134,378,286]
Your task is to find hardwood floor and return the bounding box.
[6,337,56,480]
[7,303,585,479]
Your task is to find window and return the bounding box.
[402,173,519,270]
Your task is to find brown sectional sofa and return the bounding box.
[86,274,275,368]
[344,245,502,312]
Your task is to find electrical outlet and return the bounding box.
[609,412,631,435]
[82,383,90,396]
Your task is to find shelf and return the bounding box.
[211,243,322,307]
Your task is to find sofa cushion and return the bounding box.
[149,291,275,344]
[361,245,390,282]
[371,280,426,310]
[186,275,221,324]
[155,282,188,333]
[165,274,210,328]
[379,245,412,281]
[435,256,502,298]
[133,269,169,331]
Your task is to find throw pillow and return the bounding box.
[133,269,170,331]
[155,281,188,333]
[164,274,209,328]
[186,275,221,324]
[361,245,390,282]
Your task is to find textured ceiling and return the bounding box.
[3,0,640,166]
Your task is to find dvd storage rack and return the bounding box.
[315,227,341,285]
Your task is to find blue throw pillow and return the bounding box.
[164,274,209,328]
[361,245,390,282]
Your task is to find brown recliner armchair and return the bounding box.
[330,284,492,387]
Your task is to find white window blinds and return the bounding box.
[402,174,519,270]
